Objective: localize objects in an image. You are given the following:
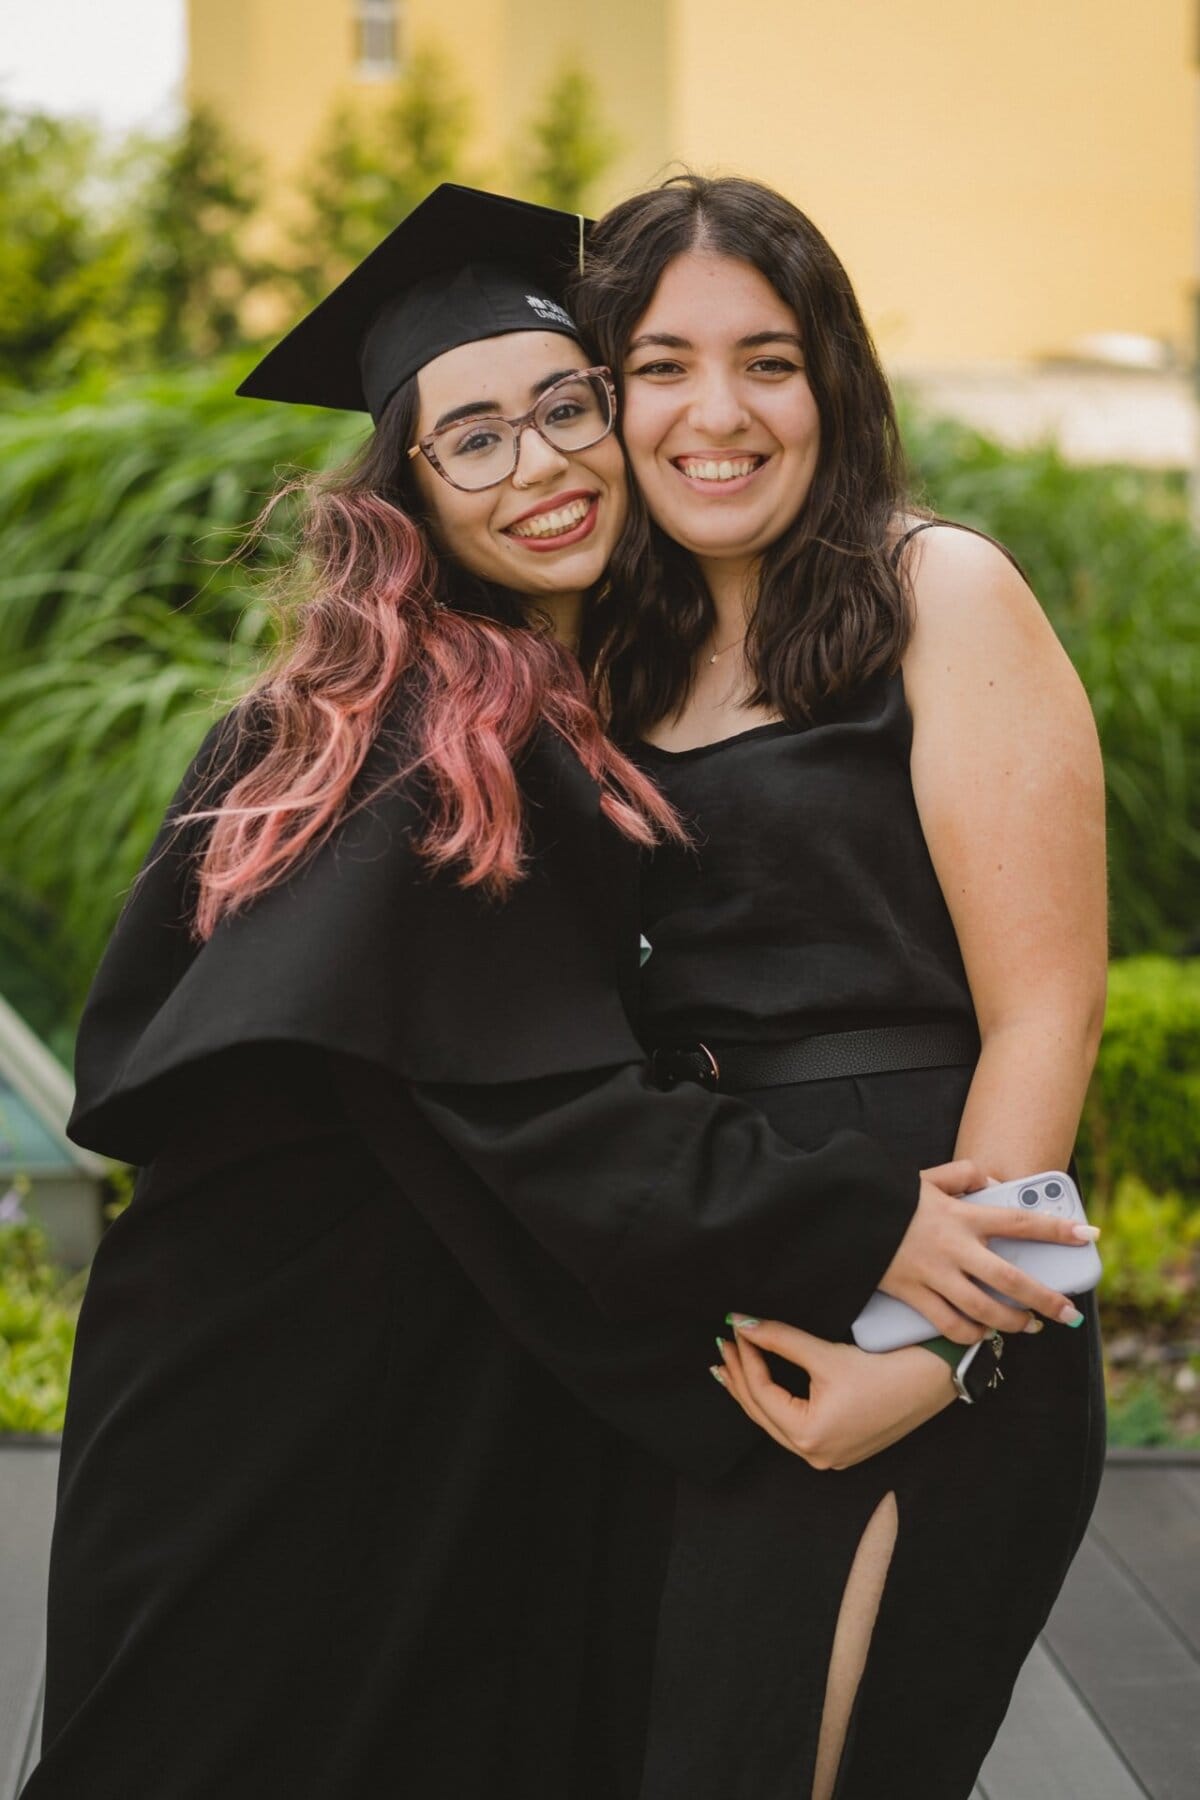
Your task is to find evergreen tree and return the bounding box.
[0,105,131,388]
[292,49,471,300]
[518,66,618,213]
[128,108,268,361]
[0,104,270,385]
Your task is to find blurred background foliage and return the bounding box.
[0,363,362,1048]
[0,101,268,389]
[0,1216,82,1436]
[0,52,616,388]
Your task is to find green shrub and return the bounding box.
[1106,1377,1175,1448]
[1104,1356,1200,1450]
[1104,1374,1200,1449]
[0,1212,82,1435]
[904,404,1200,959]
[1078,956,1200,1206]
[1094,1176,1200,1326]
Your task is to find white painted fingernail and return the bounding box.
[1072,1224,1100,1241]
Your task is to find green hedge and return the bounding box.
[0,1212,81,1434]
[1078,955,1200,1206]
[1076,955,1200,1330]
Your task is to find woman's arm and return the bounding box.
[903,526,1108,1173]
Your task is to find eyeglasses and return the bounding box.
[407,367,617,493]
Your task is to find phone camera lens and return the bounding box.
[1018,1187,1041,1208]
[1044,1181,1063,1199]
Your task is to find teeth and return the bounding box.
[509,498,592,539]
[676,457,761,482]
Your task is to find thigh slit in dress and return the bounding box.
[632,674,1105,1800]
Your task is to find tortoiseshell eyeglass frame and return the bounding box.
[406,366,617,492]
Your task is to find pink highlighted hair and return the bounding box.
[188,375,682,940]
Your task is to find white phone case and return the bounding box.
[851,1170,1101,1353]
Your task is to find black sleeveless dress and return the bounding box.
[631,666,1106,1799]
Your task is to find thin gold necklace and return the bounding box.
[706,635,745,666]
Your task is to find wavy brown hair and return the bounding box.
[570,174,922,739]
[187,375,683,939]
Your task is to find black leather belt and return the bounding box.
[648,1021,980,1093]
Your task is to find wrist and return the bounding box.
[918,1333,1004,1403]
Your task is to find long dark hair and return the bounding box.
[188,375,683,938]
[571,174,921,739]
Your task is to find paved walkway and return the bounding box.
[3,1445,1199,1797]
[0,1446,55,1800]
[973,1454,1200,1799]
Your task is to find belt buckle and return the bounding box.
[651,1042,721,1092]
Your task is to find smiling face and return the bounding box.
[410,331,626,615]
[620,251,820,579]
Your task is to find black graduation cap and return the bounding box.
[237,183,592,423]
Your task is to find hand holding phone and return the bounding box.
[854,1171,1101,1353]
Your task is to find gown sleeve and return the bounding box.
[397,1065,914,1341]
[329,1057,763,1481]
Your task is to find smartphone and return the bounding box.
[851,1171,1102,1353]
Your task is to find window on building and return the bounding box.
[355,0,401,78]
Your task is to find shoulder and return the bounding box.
[894,519,1029,605]
[895,521,1054,674]
[166,698,260,815]
[896,525,1090,738]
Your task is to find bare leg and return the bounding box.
[812,1491,898,1800]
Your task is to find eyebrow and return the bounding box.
[431,398,499,432]
[626,330,804,354]
[430,368,584,433]
[532,366,581,396]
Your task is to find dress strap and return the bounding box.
[889,517,1027,580]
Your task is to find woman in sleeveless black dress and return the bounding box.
[574,178,1108,1797]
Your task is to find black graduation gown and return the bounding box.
[25,703,918,1799]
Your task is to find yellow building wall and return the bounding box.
[188,0,1194,364]
[665,0,1193,364]
[188,0,457,212]
[187,0,670,211]
[497,0,672,200]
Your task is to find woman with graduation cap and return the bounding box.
[27,187,1086,1800]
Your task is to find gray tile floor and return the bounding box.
[4,1446,1199,1798]
[0,1446,55,1800]
[973,1456,1200,1800]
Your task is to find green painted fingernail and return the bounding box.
[726,1313,761,1329]
[709,1364,728,1386]
[715,1336,727,1354]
